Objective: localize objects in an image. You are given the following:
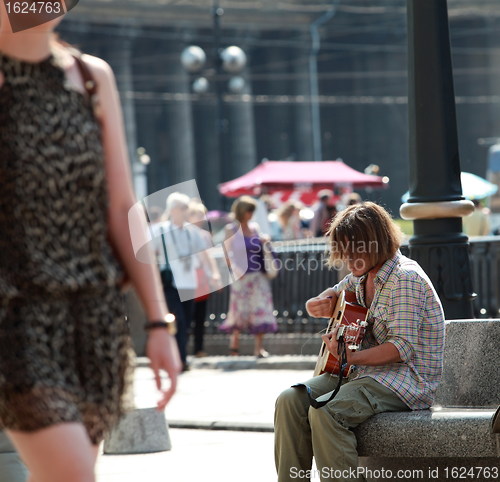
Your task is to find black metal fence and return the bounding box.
[205,236,500,334]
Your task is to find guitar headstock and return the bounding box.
[338,319,368,350]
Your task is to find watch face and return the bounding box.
[165,313,176,323]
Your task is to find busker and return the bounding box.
[274,202,445,482]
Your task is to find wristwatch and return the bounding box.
[144,313,177,335]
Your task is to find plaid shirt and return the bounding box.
[333,252,445,410]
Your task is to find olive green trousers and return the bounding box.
[274,374,408,482]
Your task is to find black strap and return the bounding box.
[168,224,191,255]
[296,334,348,409]
[160,226,171,272]
[140,200,168,270]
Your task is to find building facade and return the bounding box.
[58,0,500,212]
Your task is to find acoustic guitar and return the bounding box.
[313,290,368,377]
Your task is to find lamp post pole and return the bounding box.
[309,0,339,162]
[212,0,227,193]
[180,2,247,209]
[400,0,475,319]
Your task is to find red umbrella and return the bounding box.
[219,160,388,205]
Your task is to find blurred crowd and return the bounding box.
[249,189,362,241]
[145,188,363,365]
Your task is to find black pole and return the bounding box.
[212,0,228,210]
[400,0,475,319]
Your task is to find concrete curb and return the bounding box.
[168,419,274,433]
[136,355,317,371]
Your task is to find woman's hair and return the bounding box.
[326,201,402,268]
[231,195,257,222]
[277,201,301,225]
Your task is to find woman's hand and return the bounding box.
[146,330,182,410]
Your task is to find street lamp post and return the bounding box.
[309,0,339,162]
[180,4,247,209]
[400,0,475,319]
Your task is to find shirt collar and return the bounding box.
[373,251,401,286]
[356,251,401,286]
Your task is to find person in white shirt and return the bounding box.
[153,193,207,371]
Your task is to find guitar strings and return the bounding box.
[298,297,355,381]
[298,326,328,356]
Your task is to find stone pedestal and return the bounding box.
[435,319,500,408]
[0,431,27,482]
[103,408,172,455]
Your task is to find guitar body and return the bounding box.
[313,290,368,377]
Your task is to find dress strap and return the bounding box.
[71,52,102,119]
[72,54,97,98]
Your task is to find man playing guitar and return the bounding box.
[274,202,445,481]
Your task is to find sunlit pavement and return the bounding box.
[96,359,315,482]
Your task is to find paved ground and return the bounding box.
[96,356,317,482]
[97,429,277,482]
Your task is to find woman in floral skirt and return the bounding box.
[219,196,278,357]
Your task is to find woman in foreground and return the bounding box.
[0,4,181,481]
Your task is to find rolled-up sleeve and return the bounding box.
[333,273,355,294]
[388,337,414,363]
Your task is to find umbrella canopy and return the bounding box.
[401,171,498,202]
[219,160,387,204]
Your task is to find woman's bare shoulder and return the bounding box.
[80,53,114,83]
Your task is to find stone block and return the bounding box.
[0,454,28,482]
[435,319,500,408]
[103,408,171,454]
[0,431,28,482]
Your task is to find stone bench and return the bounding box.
[353,319,500,482]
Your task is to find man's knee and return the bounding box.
[275,386,307,419]
[276,387,298,409]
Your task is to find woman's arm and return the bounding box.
[83,53,181,408]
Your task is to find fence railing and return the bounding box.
[205,236,500,334]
